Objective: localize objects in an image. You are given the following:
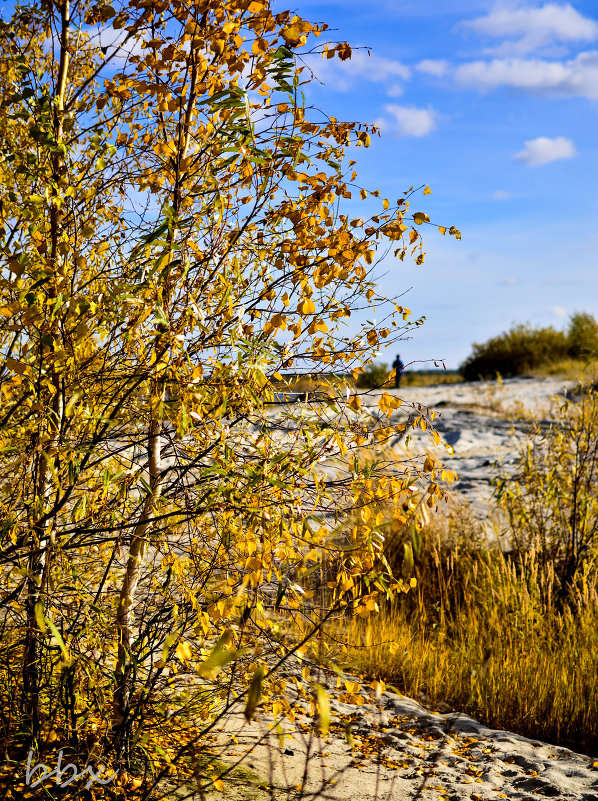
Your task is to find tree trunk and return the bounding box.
[21,0,70,741]
[113,415,162,754]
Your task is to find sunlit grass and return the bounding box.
[333,505,598,755]
[533,357,598,380]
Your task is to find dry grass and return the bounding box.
[533,357,598,381]
[332,501,598,755]
[400,370,463,387]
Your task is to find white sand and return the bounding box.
[207,667,598,801]
[178,378,597,801]
[364,377,577,522]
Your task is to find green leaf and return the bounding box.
[34,602,47,634]
[244,665,266,722]
[46,617,70,663]
[274,582,286,611]
[315,683,330,734]
[197,631,237,677]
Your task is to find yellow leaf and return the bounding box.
[176,641,192,662]
[348,394,361,411]
[423,185,432,195]
[297,298,315,315]
[412,212,430,225]
[282,19,311,48]
[245,666,265,722]
[5,357,26,375]
[213,777,224,792]
[252,38,267,55]
[315,684,330,734]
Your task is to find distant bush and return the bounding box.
[460,312,598,381]
[460,323,570,381]
[568,311,598,359]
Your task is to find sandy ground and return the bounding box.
[363,376,577,523]
[167,378,598,801]
[187,664,598,801]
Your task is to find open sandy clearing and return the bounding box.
[163,377,597,801]
[364,376,578,521]
[170,667,598,801]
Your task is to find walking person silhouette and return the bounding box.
[392,354,404,388]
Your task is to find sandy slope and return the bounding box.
[171,377,597,801]
[206,669,598,801]
[364,376,577,523]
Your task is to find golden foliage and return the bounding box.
[0,0,458,794]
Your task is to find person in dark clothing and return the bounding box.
[392,354,404,388]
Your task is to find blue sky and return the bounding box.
[274,0,598,369]
[3,1,596,369]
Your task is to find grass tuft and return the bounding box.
[336,499,598,755]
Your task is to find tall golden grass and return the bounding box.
[336,498,598,755]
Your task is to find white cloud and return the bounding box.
[551,305,568,317]
[386,84,405,98]
[310,50,410,93]
[342,50,410,82]
[513,136,577,166]
[375,104,439,137]
[92,24,151,60]
[462,3,598,56]
[492,190,510,200]
[416,59,450,77]
[454,51,598,98]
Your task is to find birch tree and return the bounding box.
[0,0,458,793]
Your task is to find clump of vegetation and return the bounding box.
[460,311,598,381]
[356,362,392,389]
[355,364,462,388]
[568,311,598,360]
[337,386,598,754]
[401,369,462,387]
[460,323,571,380]
[495,385,598,600]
